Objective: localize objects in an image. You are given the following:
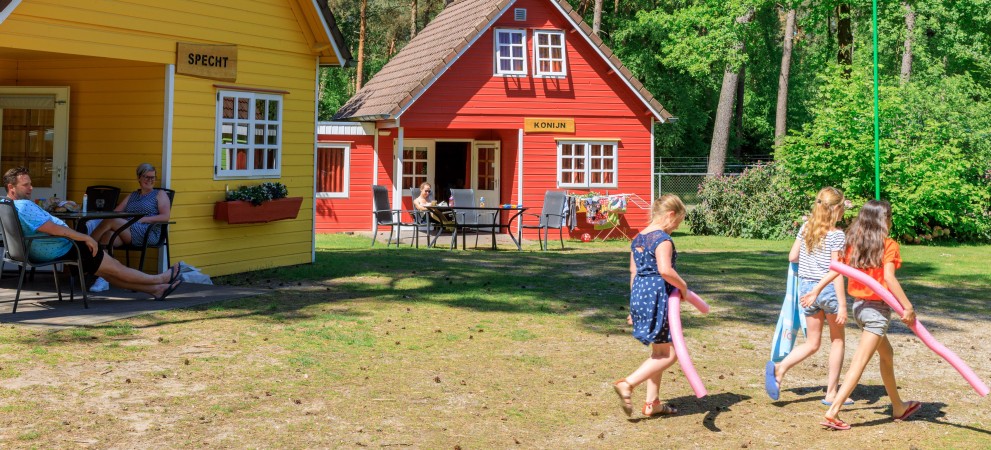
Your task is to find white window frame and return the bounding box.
[533,30,567,77]
[214,90,283,179]
[557,140,619,189]
[494,28,527,76]
[315,142,350,198]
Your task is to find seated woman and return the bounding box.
[91,163,171,249]
[413,182,453,231]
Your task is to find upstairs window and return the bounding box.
[215,90,282,178]
[533,30,566,77]
[494,29,527,76]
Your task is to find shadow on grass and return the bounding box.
[627,392,752,432]
[110,242,990,339]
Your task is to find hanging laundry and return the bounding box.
[608,195,628,214]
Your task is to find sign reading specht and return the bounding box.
[176,42,237,82]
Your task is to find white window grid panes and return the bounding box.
[557,141,618,188]
[215,90,282,179]
[402,146,428,189]
[316,144,350,198]
[494,29,527,76]
[533,30,566,77]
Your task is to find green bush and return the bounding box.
[687,163,807,240]
[775,65,991,243]
[225,182,289,205]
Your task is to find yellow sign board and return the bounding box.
[524,117,575,133]
[176,42,238,82]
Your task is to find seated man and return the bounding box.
[3,167,182,300]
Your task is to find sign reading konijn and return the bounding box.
[176,42,238,82]
[524,117,575,133]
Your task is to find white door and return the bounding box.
[0,87,70,201]
[472,141,500,206]
[396,140,434,201]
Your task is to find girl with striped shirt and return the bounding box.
[765,187,850,405]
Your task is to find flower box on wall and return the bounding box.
[214,197,303,224]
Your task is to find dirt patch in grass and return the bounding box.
[0,235,989,448]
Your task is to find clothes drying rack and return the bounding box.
[569,192,650,241]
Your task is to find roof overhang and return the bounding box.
[0,0,22,25]
[308,0,353,67]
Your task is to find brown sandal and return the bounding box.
[642,399,677,416]
[612,379,633,417]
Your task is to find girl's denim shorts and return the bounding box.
[799,278,840,316]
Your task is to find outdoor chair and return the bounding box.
[371,185,414,247]
[84,185,121,212]
[521,190,568,251]
[0,198,88,313]
[107,188,174,272]
[450,188,496,249]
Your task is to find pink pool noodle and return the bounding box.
[830,261,989,397]
[668,289,710,398]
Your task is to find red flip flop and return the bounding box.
[894,400,921,422]
[820,416,851,430]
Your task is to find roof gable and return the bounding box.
[0,0,351,66]
[334,0,670,122]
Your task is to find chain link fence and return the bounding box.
[654,156,770,208]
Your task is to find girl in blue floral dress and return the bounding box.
[613,194,689,417]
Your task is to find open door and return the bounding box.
[472,141,499,206]
[0,87,69,201]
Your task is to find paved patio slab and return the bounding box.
[0,272,265,330]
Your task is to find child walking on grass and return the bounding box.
[802,200,920,430]
[613,194,689,417]
[765,187,850,405]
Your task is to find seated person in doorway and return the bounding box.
[90,163,171,249]
[4,167,182,300]
[413,182,454,232]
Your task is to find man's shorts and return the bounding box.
[853,299,892,336]
[63,242,105,275]
[799,278,840,316]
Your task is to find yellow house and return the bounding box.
[0,0,351,276]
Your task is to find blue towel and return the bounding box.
[770,262,808,362]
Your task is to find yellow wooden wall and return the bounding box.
[1,0,329,276]
[0,59,15,83]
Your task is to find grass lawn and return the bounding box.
[0,232,989,448]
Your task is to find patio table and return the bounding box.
[424,205,527,250]
[51,210,145,257]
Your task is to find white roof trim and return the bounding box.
[0,0,23,25]
[394,1,518,119]
[546,1,665,122]
[310,0,346,67]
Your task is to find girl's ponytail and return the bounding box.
[803,187,845,251]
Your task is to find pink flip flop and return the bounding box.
[894,400,922,422]
[820,416,851,430]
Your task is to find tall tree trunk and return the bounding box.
[734,60,745,159]
[410,0,418,40]
[775,7,796,145]
[708,7,755,176]
[901,2,915,84]
[837,3,852,73]
[593,0,603,36]
[614,0,619,14]
[355,0,368,91]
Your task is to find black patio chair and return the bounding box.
[107,188,174,272]
[84,185,121,212]
[0,198,88,313]
[371,185,413,247]
[520,190,568,250]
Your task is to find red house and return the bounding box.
[317,0,672,240]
